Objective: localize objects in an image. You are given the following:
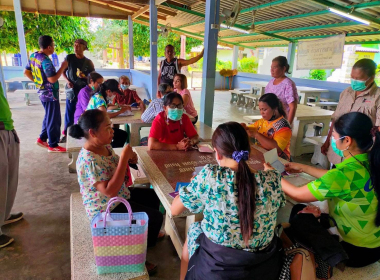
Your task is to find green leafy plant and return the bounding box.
[238,57,258,73]
[309,69,327,81]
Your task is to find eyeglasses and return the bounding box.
[168,103,184,109]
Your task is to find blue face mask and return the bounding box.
[331,136,348,157]
[351,78,369,91]
[120,84,129,90]
[167,108,183,121]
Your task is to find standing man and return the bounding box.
[61,39,94,143]
[0,84,23,248]
[157,45,204,98]
[24,35,68,152]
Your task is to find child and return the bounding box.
[69,109,163,274]
[173,74,198,125]
[113,75,145,111]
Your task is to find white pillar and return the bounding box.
[0,58,6,98]
[200,0,220,126]
[287,42,296,77]
[149,0,158,99]
[128,15,134,70]
[13,0,28,67]
[232,45,238,70]
[180,35,186,59]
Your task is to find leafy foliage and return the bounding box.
[0,11,92,54]
[238,57,258,73]
[309,69,327,81]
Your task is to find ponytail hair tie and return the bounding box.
[232,150,249,163]
[371,126,379,137]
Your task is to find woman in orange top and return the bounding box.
[242,93,292,160]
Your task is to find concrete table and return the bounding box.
[243,105,334,157]
[241,81,267,96]
[134,145,315,258]
[297,86,329,105]
[111,109,152,147]
[307,101,338,110]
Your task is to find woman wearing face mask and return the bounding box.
[270,112,380,268]
[86,79,129,148]
[148,92,199,151]
[73,72,104,125]
[171,122,285,280]
[112,75,144,109]
[321,58,380,165]
[242,93,292,161]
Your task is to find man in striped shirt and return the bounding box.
[141,84,172,123]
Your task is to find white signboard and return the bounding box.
[296,34,345,70]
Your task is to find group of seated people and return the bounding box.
[68,65,380,278]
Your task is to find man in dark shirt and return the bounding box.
[61,39,95,143]
[157,45,204,98]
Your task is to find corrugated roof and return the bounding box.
[2,0,380,49]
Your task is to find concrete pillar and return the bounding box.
[232,45,238,70]
[287,42,296,77]
[180,35,186,59]
[0,57,6,98]
[200,0,220,127]
[149,0,158,99]
[13,0,28,67]
[128,15,134,70]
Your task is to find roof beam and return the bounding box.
[348,1,380,10]
[224,21,360,39]
[307,0,380,26]
[290,30,380,41]
[240,0,296,14]
[157,7,177,17]
[131,5,149,19]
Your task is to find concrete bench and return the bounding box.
[14,89,39,105]
[66,136,150,186]
[303,136,330,169]
[230,89,248,106]
[70,193,149,280]
[243,94,260,110]
[307,102,338,111]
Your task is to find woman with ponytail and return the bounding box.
[171,122,285,280]
[69,109,163,274]
[275,112,380,267]
[86,79,129,148]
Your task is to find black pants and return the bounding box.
[112,128,128,148]
[112,188,163,247]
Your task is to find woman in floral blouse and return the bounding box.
[171,122,285,280]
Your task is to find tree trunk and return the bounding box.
[3,51,8,66]
[119,34,125,69]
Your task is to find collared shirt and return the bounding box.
[0,85,14,130]
[308,153,380,248]
[112,89,141,105]
[327,83,380,164]
[25,52,59,102]
[141,98,164,123]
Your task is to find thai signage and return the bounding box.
[296,34,345,70]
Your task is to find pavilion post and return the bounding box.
[149,0,158,99]
[180,35,186,59]
[13,0,28,68]
[128,15,134,70]
[232,45,238,70]
[0,57,6,98]
[287,42,296,77]
[200,0,220,127]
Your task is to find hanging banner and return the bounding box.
[296,34,345,70]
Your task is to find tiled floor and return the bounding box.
[1,90,315,280]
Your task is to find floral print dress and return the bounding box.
[76,145,132,220]
[179,164,286,258]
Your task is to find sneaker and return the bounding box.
[4,212,24,225]
[36,138,49,149]
[59,136,67,143]
[48,146,67,153]
[0,235,14,249]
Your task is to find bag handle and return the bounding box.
[103,197,133,228]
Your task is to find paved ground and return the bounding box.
[1,89,315,280]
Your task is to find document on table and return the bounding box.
[118,110,134,117]
[263,148,285,173]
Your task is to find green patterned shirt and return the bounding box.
[0,85,14,130]
[180,164,286,251]
[308,153,380,248]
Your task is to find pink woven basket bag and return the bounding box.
[90,197,149,274]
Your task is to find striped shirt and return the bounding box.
[141,98,164,123]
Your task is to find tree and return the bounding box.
[0,11,92,54]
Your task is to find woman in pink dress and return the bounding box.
[265,56,298,125]
[173,74,198,125]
